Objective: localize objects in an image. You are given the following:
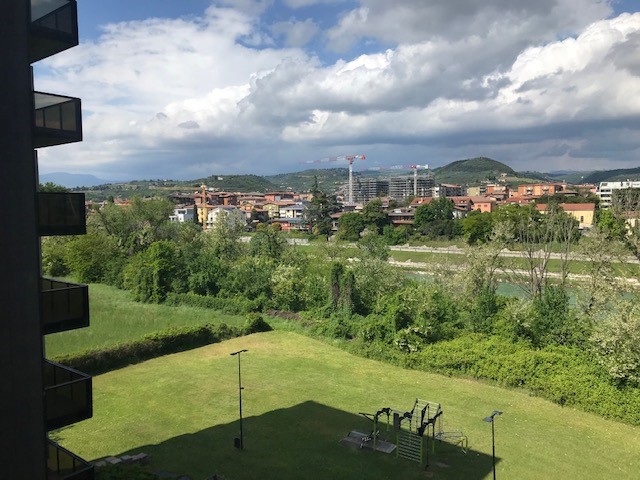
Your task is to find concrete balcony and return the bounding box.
[38,192,86,236]
[46,439,94,480]
[30,0,78,63]
[44,360,92,431]
[41,278,89,335]
[34,92,82,148]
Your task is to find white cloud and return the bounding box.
[35,3,640,179]
[271,18,319,47]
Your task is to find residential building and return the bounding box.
[204,206,246,230]
[469,196,496,213]
[2,1,95,477]
[596,181,640,208]
[169,205,195,223]
[535,203,596,229]
[433,184,464,197]
[388,175,434,200]
[388,208,415,227]
[516,182,566,197]
[264,191,295,202]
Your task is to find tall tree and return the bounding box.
[305,176,340,236]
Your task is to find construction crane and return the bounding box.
[301,154,366,204]
[369,164,430,196]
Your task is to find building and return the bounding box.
[354,178,389,204]
[2,1,95,477]
[433,184,464,197]
[535,203,596,229]
[169,205,195,223]
[388,175,434,200]
[516,182,567,197]
[596,181,640,208]
[202,206,246,230]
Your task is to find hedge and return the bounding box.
[53,323,242,375]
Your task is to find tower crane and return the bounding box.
[301,154,366,204]
[369,164,430,196]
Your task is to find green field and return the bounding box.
[55,332,640,479]
[45,283,247,358]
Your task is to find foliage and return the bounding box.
[65,230,124,284]
[361,198,389,233]
[591,300,640,386]
[206,210,245,261]
[382,224,410,245]
[165,292,261,314]
[124,241,182,303]
[357,232,390,260]
[596,208,627,241]
[244,313,273,334]
[41,236,72,277]
[54,323,241,375]
[413,198,460,239]
[304,177,341,235]
[249,224,287,258]
[461,210,493,244]
[39,182,69,193]
[336,212,364,241]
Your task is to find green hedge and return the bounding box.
[53,323,241,375]
[349,334,640,426]
[165,292,263,314]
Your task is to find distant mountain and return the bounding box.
[583,167,640,185]
[40,172,109,188]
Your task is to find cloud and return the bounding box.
[34,3,640,180]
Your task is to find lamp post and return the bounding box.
[230,349,248,450]
[483,410,503,480]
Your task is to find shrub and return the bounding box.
[244,313,273,334]
[54,323,241,375]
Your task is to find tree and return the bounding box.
[413,198,458,239]
[336,212,364,241]
[39,182,69,193]
[305,177,340,236]
[124,240,181,303]
[591,300,640,386]
[461,210,493,244]
[205,209,244,261]
[596,208,626,241]
[249,224,286,258]
[65,230,123,284]
[357,232,390,260]
[361,199,389,233]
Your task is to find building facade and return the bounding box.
[596,181,640,208]
[2,1,95,478]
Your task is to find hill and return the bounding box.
[583,167,640,184]
[266,168,349,193]
[432,157,516,184]
[40,172,109,188]
[188,174,275,192]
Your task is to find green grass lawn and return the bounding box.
[45,283,247,358]
[55,332,640,479]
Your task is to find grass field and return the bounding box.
[45,283,247,358]
[55,332,640,480]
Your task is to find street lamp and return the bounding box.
[230,349,248,450]
[483,410,503,480]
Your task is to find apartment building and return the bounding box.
[596,181,640,208]
[2,1,95,478]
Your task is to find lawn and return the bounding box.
[55,331,640,479]
[45,283,247,358]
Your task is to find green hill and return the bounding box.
[189,174,275,192]
[583,167,640,184]
[432,157,516,184]
[266,168,349,193]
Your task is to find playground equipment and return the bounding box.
[343,398,468,469]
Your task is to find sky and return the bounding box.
[35,0,640,181]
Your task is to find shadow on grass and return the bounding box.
[113,401,497,480]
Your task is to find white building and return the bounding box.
[206,206,246,230]
[169,205,195,223]
[596,181,640,208]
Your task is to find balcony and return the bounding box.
[47,439,94,480]
[30,0,78,63]
[41,278,89,334]
[44,360,92,431]
[38,192,86,236]
[34,92,82,148]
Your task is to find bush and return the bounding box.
[244,313,273,334]
[54,323,241,375]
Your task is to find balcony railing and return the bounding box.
[34,92,82,148]
[38,192,86,236]
[30,0,78,63]
[47,439,94,480]
[41,278,89,334]
[44,360,92,431]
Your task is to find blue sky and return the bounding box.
[35,0,640,180]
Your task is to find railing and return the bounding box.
[41,278,89,334]
[34,92,82,148]
[44,360,92,431]
[38,192,86,236]
[30,0,78,63]
[47,439,94,480]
